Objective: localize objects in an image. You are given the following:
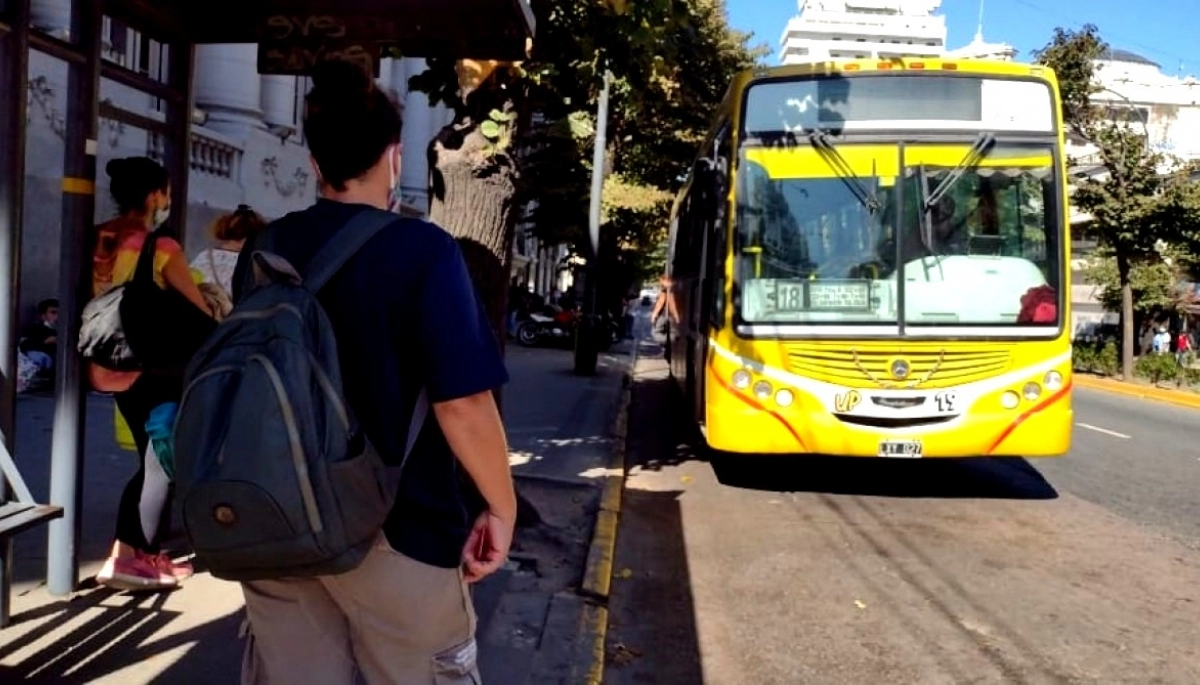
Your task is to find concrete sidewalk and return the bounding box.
[0,342,633,683]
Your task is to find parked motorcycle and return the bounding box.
[516,307,622,350]
[516,310,575,347]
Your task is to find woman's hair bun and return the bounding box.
[309,59,373,98]
[105,158,127,179]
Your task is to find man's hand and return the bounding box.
[461,510,514,583]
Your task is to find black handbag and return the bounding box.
[118,229,217,373]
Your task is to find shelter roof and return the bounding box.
[105,0,535,61]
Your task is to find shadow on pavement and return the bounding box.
[604,362,703,684]
[0,588,242,684]
[709,455,1059,501]
[627,368,1059,502]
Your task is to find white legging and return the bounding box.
[137,441,171,547]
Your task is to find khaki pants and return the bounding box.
[240,534,480,684]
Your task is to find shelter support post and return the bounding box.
[165,40,194,242]
[0,0,31,627]
[47,0,102,597]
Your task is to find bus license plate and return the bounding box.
[878,440,923,458]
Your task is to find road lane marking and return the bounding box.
[1076,422,1131,439]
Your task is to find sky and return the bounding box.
[727,0,1200,76]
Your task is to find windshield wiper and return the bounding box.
[922,132,997,212]
[808,131,882,214]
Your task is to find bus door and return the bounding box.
[693,127,732,427]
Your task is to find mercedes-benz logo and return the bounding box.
[890,359,911,380]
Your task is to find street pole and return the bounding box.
[574,69,611,376]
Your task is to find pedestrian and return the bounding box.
[622,292,638,339]
[229,59,515,684]
[1153,326,1171,355]
[1177,329,1192,366]
[190,204,266,318]
[650,274,673,341]
[18,297,59,375]
[91,156,214,591]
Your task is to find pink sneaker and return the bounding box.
[96,555,177,591]
[144,552,194,581]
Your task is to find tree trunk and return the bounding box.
[427,78,542,528]
[427,124,517,349]
[1117,252,1135,381]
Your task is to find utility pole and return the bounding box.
[574,69,612,376]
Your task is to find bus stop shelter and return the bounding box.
[0,0,534,626]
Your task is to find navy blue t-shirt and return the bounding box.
[231,199,509,569]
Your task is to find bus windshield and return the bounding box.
[735,144,1062,331]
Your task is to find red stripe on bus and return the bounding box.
[986,382,1073,455]
[708,359,809,450]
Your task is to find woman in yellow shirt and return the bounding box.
[91,157,212,592]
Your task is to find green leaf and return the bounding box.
[480,120,502,139]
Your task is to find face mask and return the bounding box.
[387,145,403,213]
[152,205,171,228]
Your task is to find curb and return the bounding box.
[576,341,638,684]
[1074,374,1200,411]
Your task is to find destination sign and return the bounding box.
[744,75,1055,135]
[771,280,872,313]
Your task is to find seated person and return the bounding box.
[19,298,58,374]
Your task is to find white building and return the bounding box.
[780,0,946,63]
[778,0,1014,65]
[21,4,569,323]
[1069,49,1200,165]
[1068,49,1200,336]
[947,27,1017,62]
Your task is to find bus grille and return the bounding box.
[786,347,1012,389]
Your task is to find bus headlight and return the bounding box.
[1022,382,1042,401]
[775,389,795,407]
[732,369,752,390]
[752,380,773,400]
[1001,391,1020,410]
[1043,370,1064,391]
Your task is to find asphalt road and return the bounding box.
[1039,388,1200,551]
[605,352,1200,684]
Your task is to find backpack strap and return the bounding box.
[304,208,401,293]
[402,389,428,466]
[302,208,429,470]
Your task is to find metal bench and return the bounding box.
[0,442,63,627]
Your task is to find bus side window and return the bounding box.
[707,126,732,327]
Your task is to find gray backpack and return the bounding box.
[173,209,427,581]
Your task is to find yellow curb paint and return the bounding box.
[1074,374,1200,411]
[579,342,639,683]
[581,602,610,685]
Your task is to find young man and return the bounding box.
[19,298,59,373]
[231,60,515,684]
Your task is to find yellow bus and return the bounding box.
[664,58,1072,459]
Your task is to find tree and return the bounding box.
[404,0,763,317]
[1035,26,1200,379]
[401,0,758,526]
[1083,246,1199,323]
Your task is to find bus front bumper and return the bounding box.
[704,379,1074,458]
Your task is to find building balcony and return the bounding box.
[147,126,241,180]
[783,13,946,39]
